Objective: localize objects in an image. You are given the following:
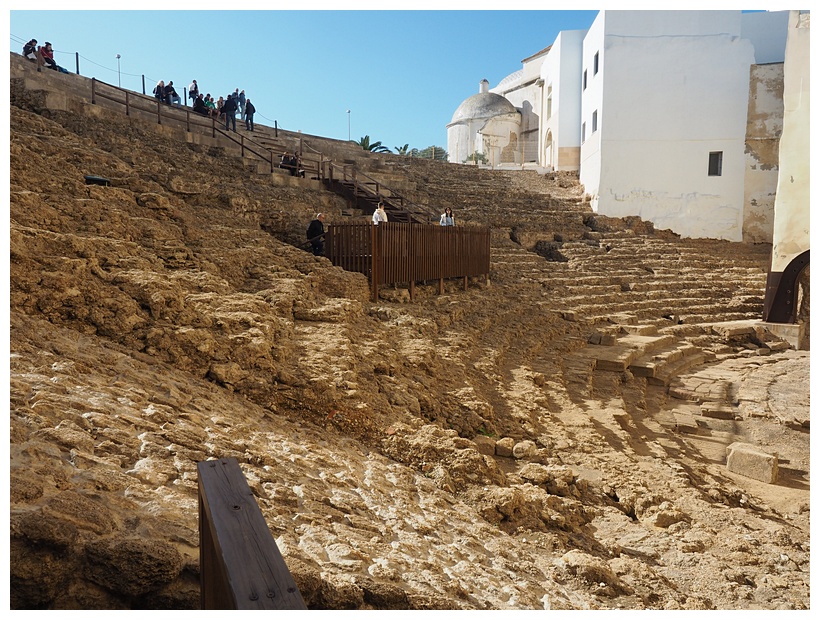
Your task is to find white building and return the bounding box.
[447,10,792,242]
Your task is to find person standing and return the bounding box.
[440,207,455,226]
[372,202,388,225]
[222,94,237,131]
[238,89,247,122]
[188,79,199,102]
[245,99,256,131]
[306,213,326,256]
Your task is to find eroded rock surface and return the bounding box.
[9,70,809,610]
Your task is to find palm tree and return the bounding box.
[394,144,410,156]
[355,135,391,153]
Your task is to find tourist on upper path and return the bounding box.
[440,207,455,226]
[244,99,256,131]
[222,93,238,131]
[165,81,181,106]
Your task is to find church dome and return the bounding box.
[450,79,518,124]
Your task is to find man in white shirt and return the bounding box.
[372,203,388,225]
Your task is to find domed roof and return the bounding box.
[451,90,518,124]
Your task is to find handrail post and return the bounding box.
[75,52,79,75]
[371,224,379,301]
[157,100,162,125]
[125,91,130,116]
[186,109,190,132]
[91,78,96,104]
[274,120,278,137]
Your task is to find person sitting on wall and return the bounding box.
[192,93,209,116]
[280,152,295,175]
[23,39,39,62]
[306,213,326,256]
[154,80,166,103]
[164,81,181,106]
[38,42,68,73]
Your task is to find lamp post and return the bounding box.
[346,109,350,142]
[116,54,121,87]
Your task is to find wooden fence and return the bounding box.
[198,458,307,610]
[326,222,491,300]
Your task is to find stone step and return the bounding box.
[592,333,678,371]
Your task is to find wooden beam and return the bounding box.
[198,458,306,610]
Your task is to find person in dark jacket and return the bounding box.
[222,94,237,131]
[192,94,209,116]
[238,89,247,122]
[164,81,181,106]
[244,99,256,131]
[306,213,326,256]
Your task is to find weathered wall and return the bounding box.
[583,11,757,241]
[770,11,810,273]
[742,63,784,243]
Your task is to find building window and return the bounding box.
[594,52,599,75]
[592,110,598,133]
[582,122,586,143]
[583,70,587,90]
[708,151,723,176]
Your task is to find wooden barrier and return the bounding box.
[198,458,307,610]
[326,222,490,301]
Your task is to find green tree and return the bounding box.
[411,145,448,161]
[394,143,410,155]
[354,135,391,153]
[465,151,488,164]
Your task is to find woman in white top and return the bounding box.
[440,207,455,226]
[372,203,388,225]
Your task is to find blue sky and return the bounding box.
[8,4,602,153]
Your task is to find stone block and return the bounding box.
[700,402,736,420]
[472,435,496,456]
[725,442,778,484]
[495,437,515,458]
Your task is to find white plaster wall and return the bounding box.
[579,11,606,206]
[743,63,784,244]
[771,11,810,272]
[585,11,757,240]
[447,122,473,165]
[540,29,585,170]
[741,11,789,64]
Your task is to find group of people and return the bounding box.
[153,80,181,106]
[279,152,304,177]
[189,84,256,132]
[23,39,69,73]
[306,206,455,257]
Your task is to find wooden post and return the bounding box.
[371,224,379,302]
[198,458,307,610]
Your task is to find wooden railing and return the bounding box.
[326,222,490,300]
[90,78,288,174]
[320,159,436,224]
[85,76,433,223]
[198,458,307,610]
